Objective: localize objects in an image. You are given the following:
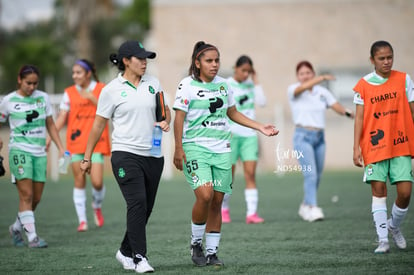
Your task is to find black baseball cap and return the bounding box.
[118,40,156,59]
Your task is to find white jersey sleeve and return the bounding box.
[59,91,71,111]
[0,94,11,123]
[44,92,53,117]
[173,78,192,112]
[227,84,235,108]
[406,74,414,102]
[254,85,266,107]
[353,92,364,105]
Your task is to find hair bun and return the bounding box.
[195,41,206,49]
[109,53,118,64]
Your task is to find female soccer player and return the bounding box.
[54,59,110,232]
[80,40,171,273]
[173,41,278,267]
[222,55,267,224]
[353,40,414,253]
[288,60,354,222]
[0,65,65,248]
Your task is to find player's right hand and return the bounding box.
[353,148,363,167]
[80,159,91,175]
[173,147,186,171]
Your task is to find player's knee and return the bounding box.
[396,192,411,206]
[196,190,214,204]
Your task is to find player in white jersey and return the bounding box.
[0,65,65,248]
[173,41,279,267]
[221,55,267,224]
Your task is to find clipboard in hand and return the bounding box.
[156,91,166,122]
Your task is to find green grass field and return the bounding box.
[0,170,413,274]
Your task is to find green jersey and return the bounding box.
[173,76,235,153]
[227,77,266,137]
[0,90,53,157]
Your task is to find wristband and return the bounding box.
[81,159,90,163]
[345,110,352,117]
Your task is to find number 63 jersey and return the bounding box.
[0,90,52,157]
[173,75,235,154]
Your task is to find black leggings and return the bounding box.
[111,151,164,258]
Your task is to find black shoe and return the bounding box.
[190,243,206,266]
[206,253,223,266]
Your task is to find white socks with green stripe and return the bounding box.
[372,196,388,242]
[18,210,37,242]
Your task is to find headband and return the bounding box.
[19,66,36,75]
[195,46,218,59]
[75,60,91,72]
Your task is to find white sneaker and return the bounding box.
[298,204,311,221]
[308,207,324,222]
[115,250,135,270]
[135,256,154,273]
[388,219,407,249]
[374,241,390,254]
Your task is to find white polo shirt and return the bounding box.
[288,83,337,129]
[97,73,166,156]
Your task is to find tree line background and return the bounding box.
[0,0,150,94]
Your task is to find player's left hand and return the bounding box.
[260,124,279,136]
[158,121,170,132]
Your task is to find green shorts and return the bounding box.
[183,144,232,194]
[9,149,47,182]
[71,153,104,164]
[364,156,413,184]
[231,135,258,164]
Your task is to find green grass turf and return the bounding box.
[0,170,413,274]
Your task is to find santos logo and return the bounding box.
[373,109,398,119]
